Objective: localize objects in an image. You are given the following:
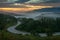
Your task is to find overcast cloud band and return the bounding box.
[1,0,60,3]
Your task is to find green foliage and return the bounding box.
[0,30,41,40]
[0,30,60,40]
[16,17,60,36]
[0,14,17,30]
[0,15,60,40]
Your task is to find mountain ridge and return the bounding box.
[31,7,60,12]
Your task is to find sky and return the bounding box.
[0,0,60,3]
[25,0,60,3]
[7,0,60,3]
[0,0,58,3]
[0,0,60,13]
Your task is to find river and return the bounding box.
[7,12,60,37]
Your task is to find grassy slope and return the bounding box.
[0,30,60,40]
[0,30,40,40]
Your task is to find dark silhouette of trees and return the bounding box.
[16,17,60,37]
[0,14,17,30]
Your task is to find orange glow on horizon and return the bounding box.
[0,6,53,13]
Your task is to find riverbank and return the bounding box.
[7,19,60,37]
[7,12,60,37]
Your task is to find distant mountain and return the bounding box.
[32,7,60,12]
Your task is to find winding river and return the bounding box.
[7,20,60,37]
[7,21,30,34]
[7,12,60,37]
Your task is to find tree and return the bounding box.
[0,14,17,30]
[39,17,56,36]
[16,17,60,37]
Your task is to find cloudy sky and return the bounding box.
[26,0,60,3]
[0,0,60,13]
[8,0,60,3]
[6,0,60,3]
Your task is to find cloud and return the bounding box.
[25,0,50,3]
[7,0,29,3]
[15,0,29,3]
[46,0,60,3]
[7,0,60,3]
[7,0,17,2]
[25,0,60,3]
[7,0,49,3]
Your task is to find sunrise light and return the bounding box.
[0,4,53,12]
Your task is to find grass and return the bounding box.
[0,30,60,40]
[0,30,40,40]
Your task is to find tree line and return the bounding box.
[16,17,60,37]
[0,14,17,30]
